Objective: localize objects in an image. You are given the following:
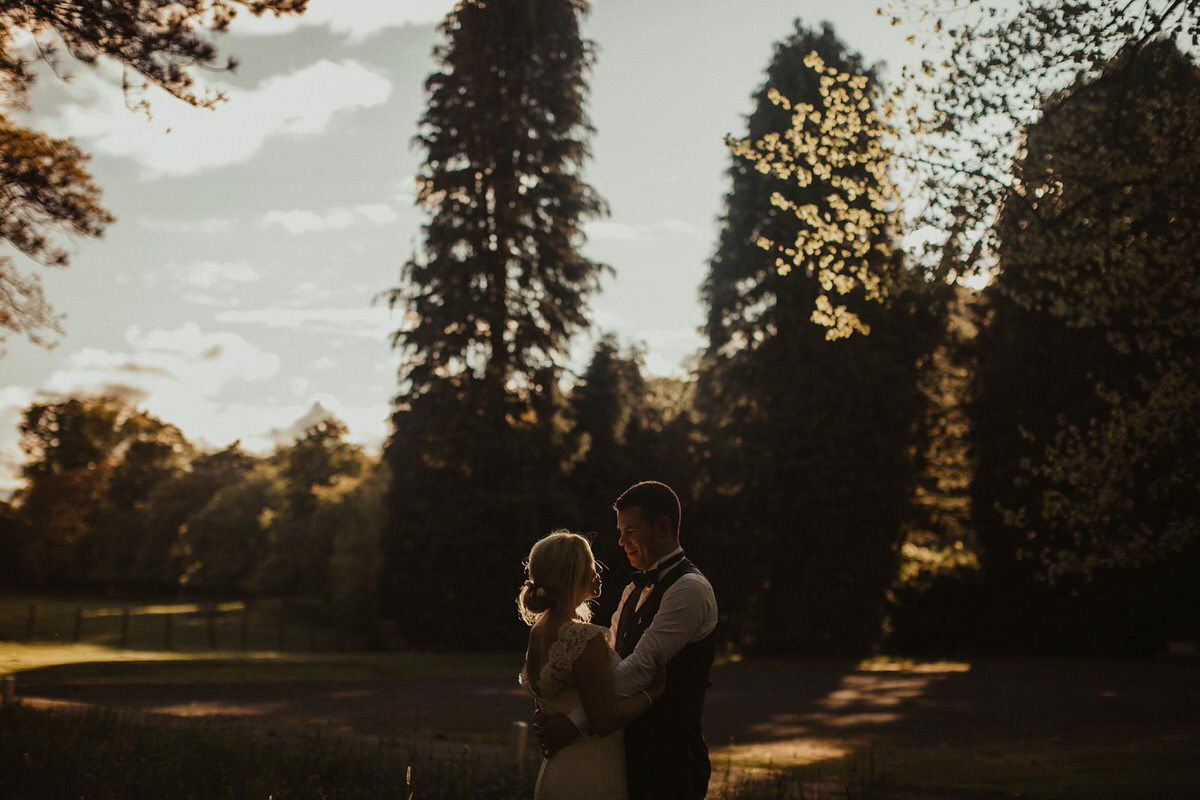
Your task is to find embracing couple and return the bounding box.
[518,481,719,800]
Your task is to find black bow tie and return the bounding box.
[629,552,685,590]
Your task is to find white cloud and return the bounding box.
[656,219,707,236]
[571,312,703,379]
[258,396,389,453]
[0,386,37,495]
[637,328,704,377]
[229,0,455,42]
[139,216,237,234]
[584,219,708,242]
[289,282,334,302]
[586,221,640,241]
[174,260,261,289]
[394,174,418,204]
[45,325,282,392]
[259,203,399,234]
[216,306,403,341]
[355,203,400,225]
[38,59,392,178]
[0,325,287,484]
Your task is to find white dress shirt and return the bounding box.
[566,547,718,733]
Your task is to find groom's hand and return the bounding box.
[533,710,580,758]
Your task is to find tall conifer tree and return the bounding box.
[381,0,606,646]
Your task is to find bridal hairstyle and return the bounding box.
[518,530,596,626]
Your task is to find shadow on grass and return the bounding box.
[6,647,1200,798]
[704,657,1200,799]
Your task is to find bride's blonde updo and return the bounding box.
[518,530,596,626]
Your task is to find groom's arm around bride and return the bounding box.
[539,481,718,800]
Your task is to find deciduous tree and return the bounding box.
[0,0,306,348]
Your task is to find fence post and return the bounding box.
[164,613,173,650]
[512,721,529,770]
[119,608,130,648]
[24,604,36,641]
[207,606,218,650]
[2,675,15,707]
[72,606,83,643]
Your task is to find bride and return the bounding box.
[518,531,664,800]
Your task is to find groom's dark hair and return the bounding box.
[614,481,681,535]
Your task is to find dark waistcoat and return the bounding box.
[616,558,717,800]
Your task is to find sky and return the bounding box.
[0,0,936,490]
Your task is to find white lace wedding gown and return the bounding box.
[520,620,628,800]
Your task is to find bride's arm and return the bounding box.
[573,636,664,736]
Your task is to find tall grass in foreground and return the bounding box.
[0,705,531,799]
[0,705,889,799]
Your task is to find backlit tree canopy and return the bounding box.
[888,0,1200,282]
[976,39,1200,582]
[725,48,899,339]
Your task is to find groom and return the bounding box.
[538,480,719,799]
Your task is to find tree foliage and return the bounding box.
[974,39,1200,585]
[3,394,378,632]
[12,395,188,584]
[0,0,306,348]
[560,335,696,621]
[383,0,606,401]
[725,45,901,338]
[697,22,942,653]
[888,0,1200,281]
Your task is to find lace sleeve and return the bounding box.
[540,621,607,698]
[557,621,607,664]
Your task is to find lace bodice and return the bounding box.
[520,620,613,714]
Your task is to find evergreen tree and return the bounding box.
[697,22,940,654]
[562,335,696,622]
[381,0,606,646]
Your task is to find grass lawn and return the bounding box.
[712,731,1200,799]
[2,643,522,683]
[1,704,533,800]
[3,600,1198,799]
[873,731,1200,798]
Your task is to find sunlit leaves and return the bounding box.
[0,116,113,348]
[725,50,897,339]
[886,0,1200,282]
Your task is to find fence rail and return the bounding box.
[2,599,343,652]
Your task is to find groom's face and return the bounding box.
[616,506,662,571]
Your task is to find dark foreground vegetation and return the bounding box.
[1,704,896,800]
[1,704,531,800]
